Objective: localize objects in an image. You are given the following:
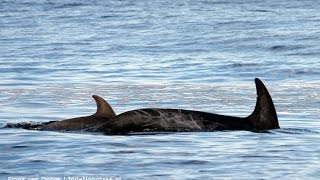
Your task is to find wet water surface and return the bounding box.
[1,0,320,179]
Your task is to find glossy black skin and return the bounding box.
[97,108,253,134]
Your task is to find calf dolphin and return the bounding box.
[36,78,279,134]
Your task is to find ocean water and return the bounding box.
[0,0,320,179]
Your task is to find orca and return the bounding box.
[36,78,279,134]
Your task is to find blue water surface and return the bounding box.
[0,0,320,179]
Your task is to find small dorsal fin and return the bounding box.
[248,78,279,130]
[92,95,116,118]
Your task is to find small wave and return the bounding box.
[249,9,274,13]
[101,15,118,19]
[11,145,30,149]
[287,68,320,76]
[288,52,320,56]
[271,45,287,50]
[275,128,319,134]
[228,63,261,68]
[270,45,304,51]
[109,150,137,154]
[3,121,50,130]
[29,159,48,163]
[55,3,87,9]
[0,121,7,128]
[184,160,210,165]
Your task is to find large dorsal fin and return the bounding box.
[248,78,279,130]
[92,95,116,118]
